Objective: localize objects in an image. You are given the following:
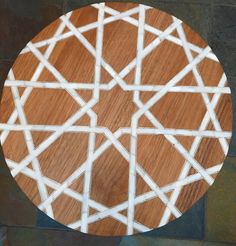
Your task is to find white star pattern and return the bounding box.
[0,3,232,235]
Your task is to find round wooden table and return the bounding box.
[0,2,232,236]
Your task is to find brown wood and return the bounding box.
[0,2,232,236]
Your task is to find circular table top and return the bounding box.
[0,2,232,236]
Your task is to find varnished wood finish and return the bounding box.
[0,3,232,236]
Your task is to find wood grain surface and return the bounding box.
[0,2,232,236]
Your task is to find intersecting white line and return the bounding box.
[0,124,231,138]
[81,3,105,233]
[0,3,232,235]
[4,80,231,94]
[128,4,146,235]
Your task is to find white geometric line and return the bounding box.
[134,4,145,102]
[81,3,104,233]
[136,128,231,138]
[81,117,97,233]
[0,124,231,138]
[127,4,146,235]
[4,80,231,94]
